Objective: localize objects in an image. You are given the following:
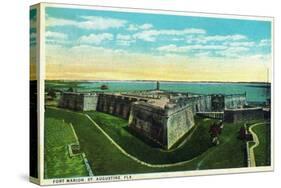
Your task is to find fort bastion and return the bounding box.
[58,84,260,149]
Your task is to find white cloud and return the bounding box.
[258,39,271,47]
[205,34,247,41]
[190,45,227,50]
[116,34,132,40]
[157,44,227,53]
[70,45,119,54]
[127,23,153,31]
[46,31,68,40]
[79,16,127,30]
[187,34,247,44]
[156,43,254,59]
[133,30,156,42]
[79,33,113,45]
[116,34,136,46]
[134,28,206,42]
[46,17,76,27]
[46,15,127,30]
[140,24,153,30]
[215,46,249,57]
[45,31,70,46]
[224,41,255,47]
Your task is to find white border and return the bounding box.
[39,3,46,184]
[34,2,274,185]
[44,2,273,21]
[29,4,40,184]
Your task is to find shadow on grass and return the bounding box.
[123,126,162,148]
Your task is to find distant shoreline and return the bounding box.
[45,80,271,85]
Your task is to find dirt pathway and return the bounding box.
[248,122,267,167]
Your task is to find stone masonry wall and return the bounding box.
[83,94,98,111]
[224,94,246,109]
[59,93,82,111]
[129,101,196,149]
[191,95,212,113]
[59,92,98,111]
[97,94,143,119]
[128,102,167,147]
[224,108,264,123]
[169,95,211,113]
[211,94,246,112]
[166,105,194,149]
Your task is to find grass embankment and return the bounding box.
[46,108,156,175]
[44,118,88,178]
[46,108,249,175]
[251,123,271,166]
[86,111,214,164]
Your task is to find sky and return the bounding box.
[39,6,272,82]
[30,8,37,80]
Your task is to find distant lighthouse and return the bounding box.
[156,81,160,90]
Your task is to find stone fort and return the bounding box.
[58,82,263,149]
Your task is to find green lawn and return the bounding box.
[86,111,215,164]
[45,108,157,175]
[195,122,246,169]
[45,108,254,176]
[44,118,88,178]
[252,123,271,166]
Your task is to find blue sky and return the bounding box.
[30,8,37,47]
[45,7,271,57]
[43,6,272,82]
[30,8,37,80]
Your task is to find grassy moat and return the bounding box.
[44,118,88,178]
[44,107,270,178]
[250,123,271,166]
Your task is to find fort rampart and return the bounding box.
[58,92,98,111]
[58,90,249,150]
[224,107,264,123]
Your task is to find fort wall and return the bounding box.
[211,94,246,111]
[83,94,98,111]
[190,95,212,113]
[224,107,264,123]
[59,90,251,150]
[59,92,98,111]
[129,101,195,149]
[224,94,246,109]
[96,93,146,119]
[128,102,167,147]
[166,105,194,149]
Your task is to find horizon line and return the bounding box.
[44,79,271,84]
